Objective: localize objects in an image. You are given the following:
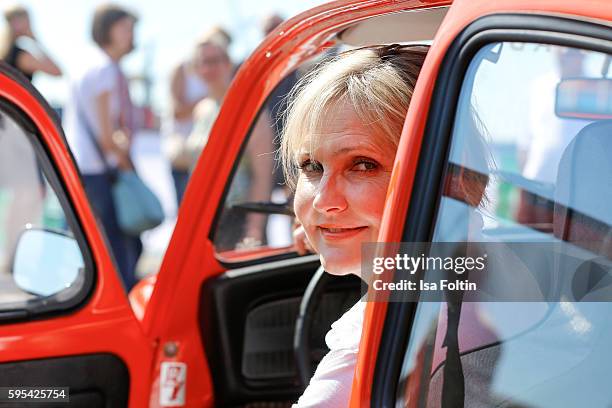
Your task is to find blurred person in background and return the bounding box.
[161,47,208,206]
[63,3,141,291]
[0,3,61,81]
[186,26,273,250]
[182,26,234,169]
[187,25,233,156]
[0,3,61,280]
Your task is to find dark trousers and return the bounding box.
[82,174,142,291]
[171,168,190,206]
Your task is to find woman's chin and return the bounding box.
[319,254,361,277]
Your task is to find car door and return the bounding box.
[352,0,612,406]
[0,65,153,406]
[134,1,452,406]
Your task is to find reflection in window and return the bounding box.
[0,110,84,305]
[212,70,307,257]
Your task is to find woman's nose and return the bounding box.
[312,173,348,213]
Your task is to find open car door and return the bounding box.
[136,1,451,406]
[0,65,152,405]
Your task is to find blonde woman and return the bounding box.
[0,4,61,81]
[281,45,429,407]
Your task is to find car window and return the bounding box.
[212,55,330,261]
[0,106,88,311]
[211,76,297,257]
[397,42,612,407]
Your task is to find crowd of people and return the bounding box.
[1,2,290,291]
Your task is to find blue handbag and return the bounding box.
[78,105,164,236]
[110,169,164,235]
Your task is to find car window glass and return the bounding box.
[212,75,297,257]
[212,52,337,261]
[0,108,86,309]
[398,43,612,407]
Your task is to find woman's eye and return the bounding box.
[353,159,378,171]
[299,159,323,173]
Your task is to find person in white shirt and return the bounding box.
[161,58,207,205]
[280,44,429,407]
[63,4,141,290]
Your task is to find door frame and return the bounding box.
[0,65,154,407]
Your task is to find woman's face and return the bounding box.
[10,15,31,36]
[293,103,397,276]
[109,17,135,56]
[194,44,232,87]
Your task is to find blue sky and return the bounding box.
[10,0,328,111]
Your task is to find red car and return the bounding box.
[0,0,611,406]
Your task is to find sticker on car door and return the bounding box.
[160,362,186,406]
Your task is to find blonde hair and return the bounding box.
[280,45,428,189]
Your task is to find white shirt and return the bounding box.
[185,98,220,171]
[160,63,208,138]
[293,300,367,407]
[63,49,121,175]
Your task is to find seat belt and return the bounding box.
[441,269,466,407]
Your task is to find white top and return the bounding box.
[293,300,367,408]
[185,98,220,171]
[63,49,121,175]
[161,63,208,138]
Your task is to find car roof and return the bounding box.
[337,6,450,46]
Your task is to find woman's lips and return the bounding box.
[318,226,368,240]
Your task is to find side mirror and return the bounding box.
[12,227,84,297]
[556,78,612,120]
